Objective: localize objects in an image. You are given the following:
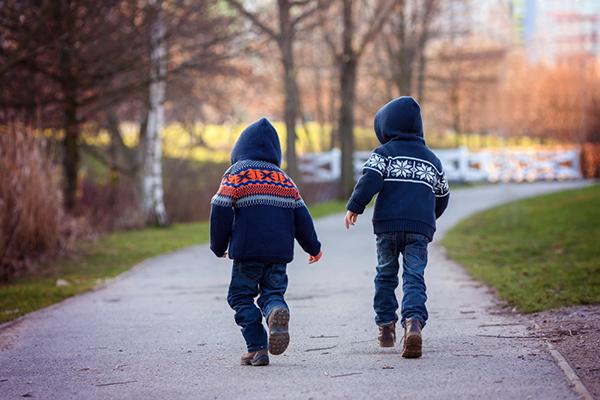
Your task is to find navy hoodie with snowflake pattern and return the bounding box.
[346,97,449,240]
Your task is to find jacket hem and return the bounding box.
[373,219,435,240]
[231,254,294,264]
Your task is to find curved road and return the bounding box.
[0,181,589,400]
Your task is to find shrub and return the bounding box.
[0,127,67,280]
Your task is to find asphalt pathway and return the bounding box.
[0,181,589,400]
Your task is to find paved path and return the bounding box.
[0,182,589,400]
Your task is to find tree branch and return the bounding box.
[317,6,341,61]
[357,0,399,57]
[291,1,328,29]
[80,142,135,175]
[225,0,279,41]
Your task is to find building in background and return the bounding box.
[520,0,600,63]
[436,0,514,46]
[437,0,600,63]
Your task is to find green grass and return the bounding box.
[0,201,346,324]
[308,199,346,219]
[442,185,600,313]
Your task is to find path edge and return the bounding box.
[530,321,594,400]
[0,245,201,334]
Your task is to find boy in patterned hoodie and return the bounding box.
[210,118,322,366]
[344,97,449,358]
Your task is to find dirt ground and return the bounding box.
[531,305,600,399]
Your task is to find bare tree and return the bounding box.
[0,0,148,211]
[0,0,237,221]
[428,44,505,139]
[381,0,439,101]
[142,0,168,225]
[415,0,438,103]
[226,0,328,179]
[98,0,237,224]
[323,0,398,197]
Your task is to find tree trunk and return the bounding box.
[328,71,338,150]
[142,0,168,226]
[56,0,79,211]
[278,1,299,179]
[416,0,436,104]
[62,99,79,211]
[416,47,427,103]
[393,7,414,96]
[395,54,414,96]
[313,64,327,151]
[339,58,358,198]
[339,0,357,198]
[450,78,461,143]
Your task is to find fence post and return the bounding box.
[458,146,469,182]
[330,148,341,182]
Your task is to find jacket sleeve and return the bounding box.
[434,170,450,219]
[294,203,321,256]
[209,173,235,257]
[346,151,386,214]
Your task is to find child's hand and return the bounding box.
[344,211,358,229]
[308,251,323,264]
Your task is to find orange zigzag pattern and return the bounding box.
[223,169,293,186]
[217,182,300,200]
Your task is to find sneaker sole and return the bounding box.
[402,334,422,358]
[268,308,290,355]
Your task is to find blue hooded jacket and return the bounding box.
[210,118,321,263]
[347,97,449,240]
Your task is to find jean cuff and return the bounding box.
[264,305,289,320]
[376,316,398,326]
[401,318,426,328]
[247,345,268,352]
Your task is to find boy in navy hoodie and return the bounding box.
[210,118,323,366]
[344,97,449,358]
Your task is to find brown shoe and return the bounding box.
[378,322,396,347]
[402,318,422,358]
[267,308,290,355]
[240,349,269,366]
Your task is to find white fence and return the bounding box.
[299,147,582,183]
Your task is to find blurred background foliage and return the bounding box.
[1,0,600,288]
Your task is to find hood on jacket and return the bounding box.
[374,96,424,144]
[231,117,282,166]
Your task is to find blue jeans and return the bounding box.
[227,261,288,352]
[374,232,429,327]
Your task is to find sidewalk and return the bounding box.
[0,181,588,400]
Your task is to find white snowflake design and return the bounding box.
[414,163,436,183]
[364,153,387,174]
[363,154,449,195]
[435,174,449,196]
[388,159,414,178]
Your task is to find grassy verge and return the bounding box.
[0,200,346,324]
[442,185,600,313]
